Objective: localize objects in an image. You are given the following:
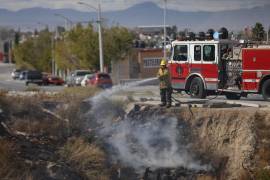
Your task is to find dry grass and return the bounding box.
[0,139,31,180]
[11,116,68,138]
[254,168,270,180]
[59,137,109,180]
[57,86,100,102]
[25,84,41,92]
[0,89,8,97]
[0,87,100,137]
[53,87,100,134]
[0,88,107,179]
[0,95,68,138]
[253,111,270,180]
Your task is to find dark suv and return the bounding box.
[24,70,43,86]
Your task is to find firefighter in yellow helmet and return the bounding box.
[157,59,172,108]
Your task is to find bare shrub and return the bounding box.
[59,137,109,180]
[54,87,100,134]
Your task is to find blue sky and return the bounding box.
[1,0,270,12]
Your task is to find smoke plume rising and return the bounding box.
[86,80,210,172]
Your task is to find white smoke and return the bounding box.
[107,115,209,171]
[86,78,210,172]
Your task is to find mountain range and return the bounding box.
[0,2,269,31]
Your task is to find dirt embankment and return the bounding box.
[129,105,270,179]
[1,89,270,180]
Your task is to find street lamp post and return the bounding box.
[54,13,73,31]
[163,0,167,60]
[51,28,55,76]
[78,1,104,72]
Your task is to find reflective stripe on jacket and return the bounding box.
[157,67,171,89]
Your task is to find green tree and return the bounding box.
[14,30,52,72]
[55,25,133,72]
[15,25,134,73]
[252,22,265,41]
[14,31,20,46]
[55,24,99,70]
[103,26,134,64]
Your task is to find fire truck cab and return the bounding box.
[169,39,270,101]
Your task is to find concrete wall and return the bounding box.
[111,49,140,84]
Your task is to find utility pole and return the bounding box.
[8,39,12,64]
[163,0,167,60]
[267,26,270,44]
[78,1,104,72]
[98,1,104,72]
[51,27,55,76]
[54,14,73,31]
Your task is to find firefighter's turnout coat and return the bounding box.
[157,67,171,89]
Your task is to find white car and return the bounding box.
[66,70,92,86]
[81,74,94,87]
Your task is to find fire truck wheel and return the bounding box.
[262,79,270,101]
[225,93,241,100]
[189,77,206,99]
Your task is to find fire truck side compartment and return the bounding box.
[242,48,270,91]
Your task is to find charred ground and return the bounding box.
[0,88,270,180]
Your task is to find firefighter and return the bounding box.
[157,59,172,108]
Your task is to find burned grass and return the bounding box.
[0,88,110,180]
[1,88,270,180]
[0,139,32,180]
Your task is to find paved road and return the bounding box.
[0,63,64,92]
[0,63,270,107]
[123,86,270,107]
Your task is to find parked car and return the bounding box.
[11,69,22,80]
[66,70,92,87]
[19,71,27,80]
[24,70,43,86]
[87,73,113,89]
[47,76,65,85]
[81,74,94,87]
[42,73,50,85]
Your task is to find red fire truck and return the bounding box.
[169,39,270,101]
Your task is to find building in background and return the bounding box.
[135,25,170,36]
[111,48,165,84]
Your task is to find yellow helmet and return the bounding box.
[160,59,166,66]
